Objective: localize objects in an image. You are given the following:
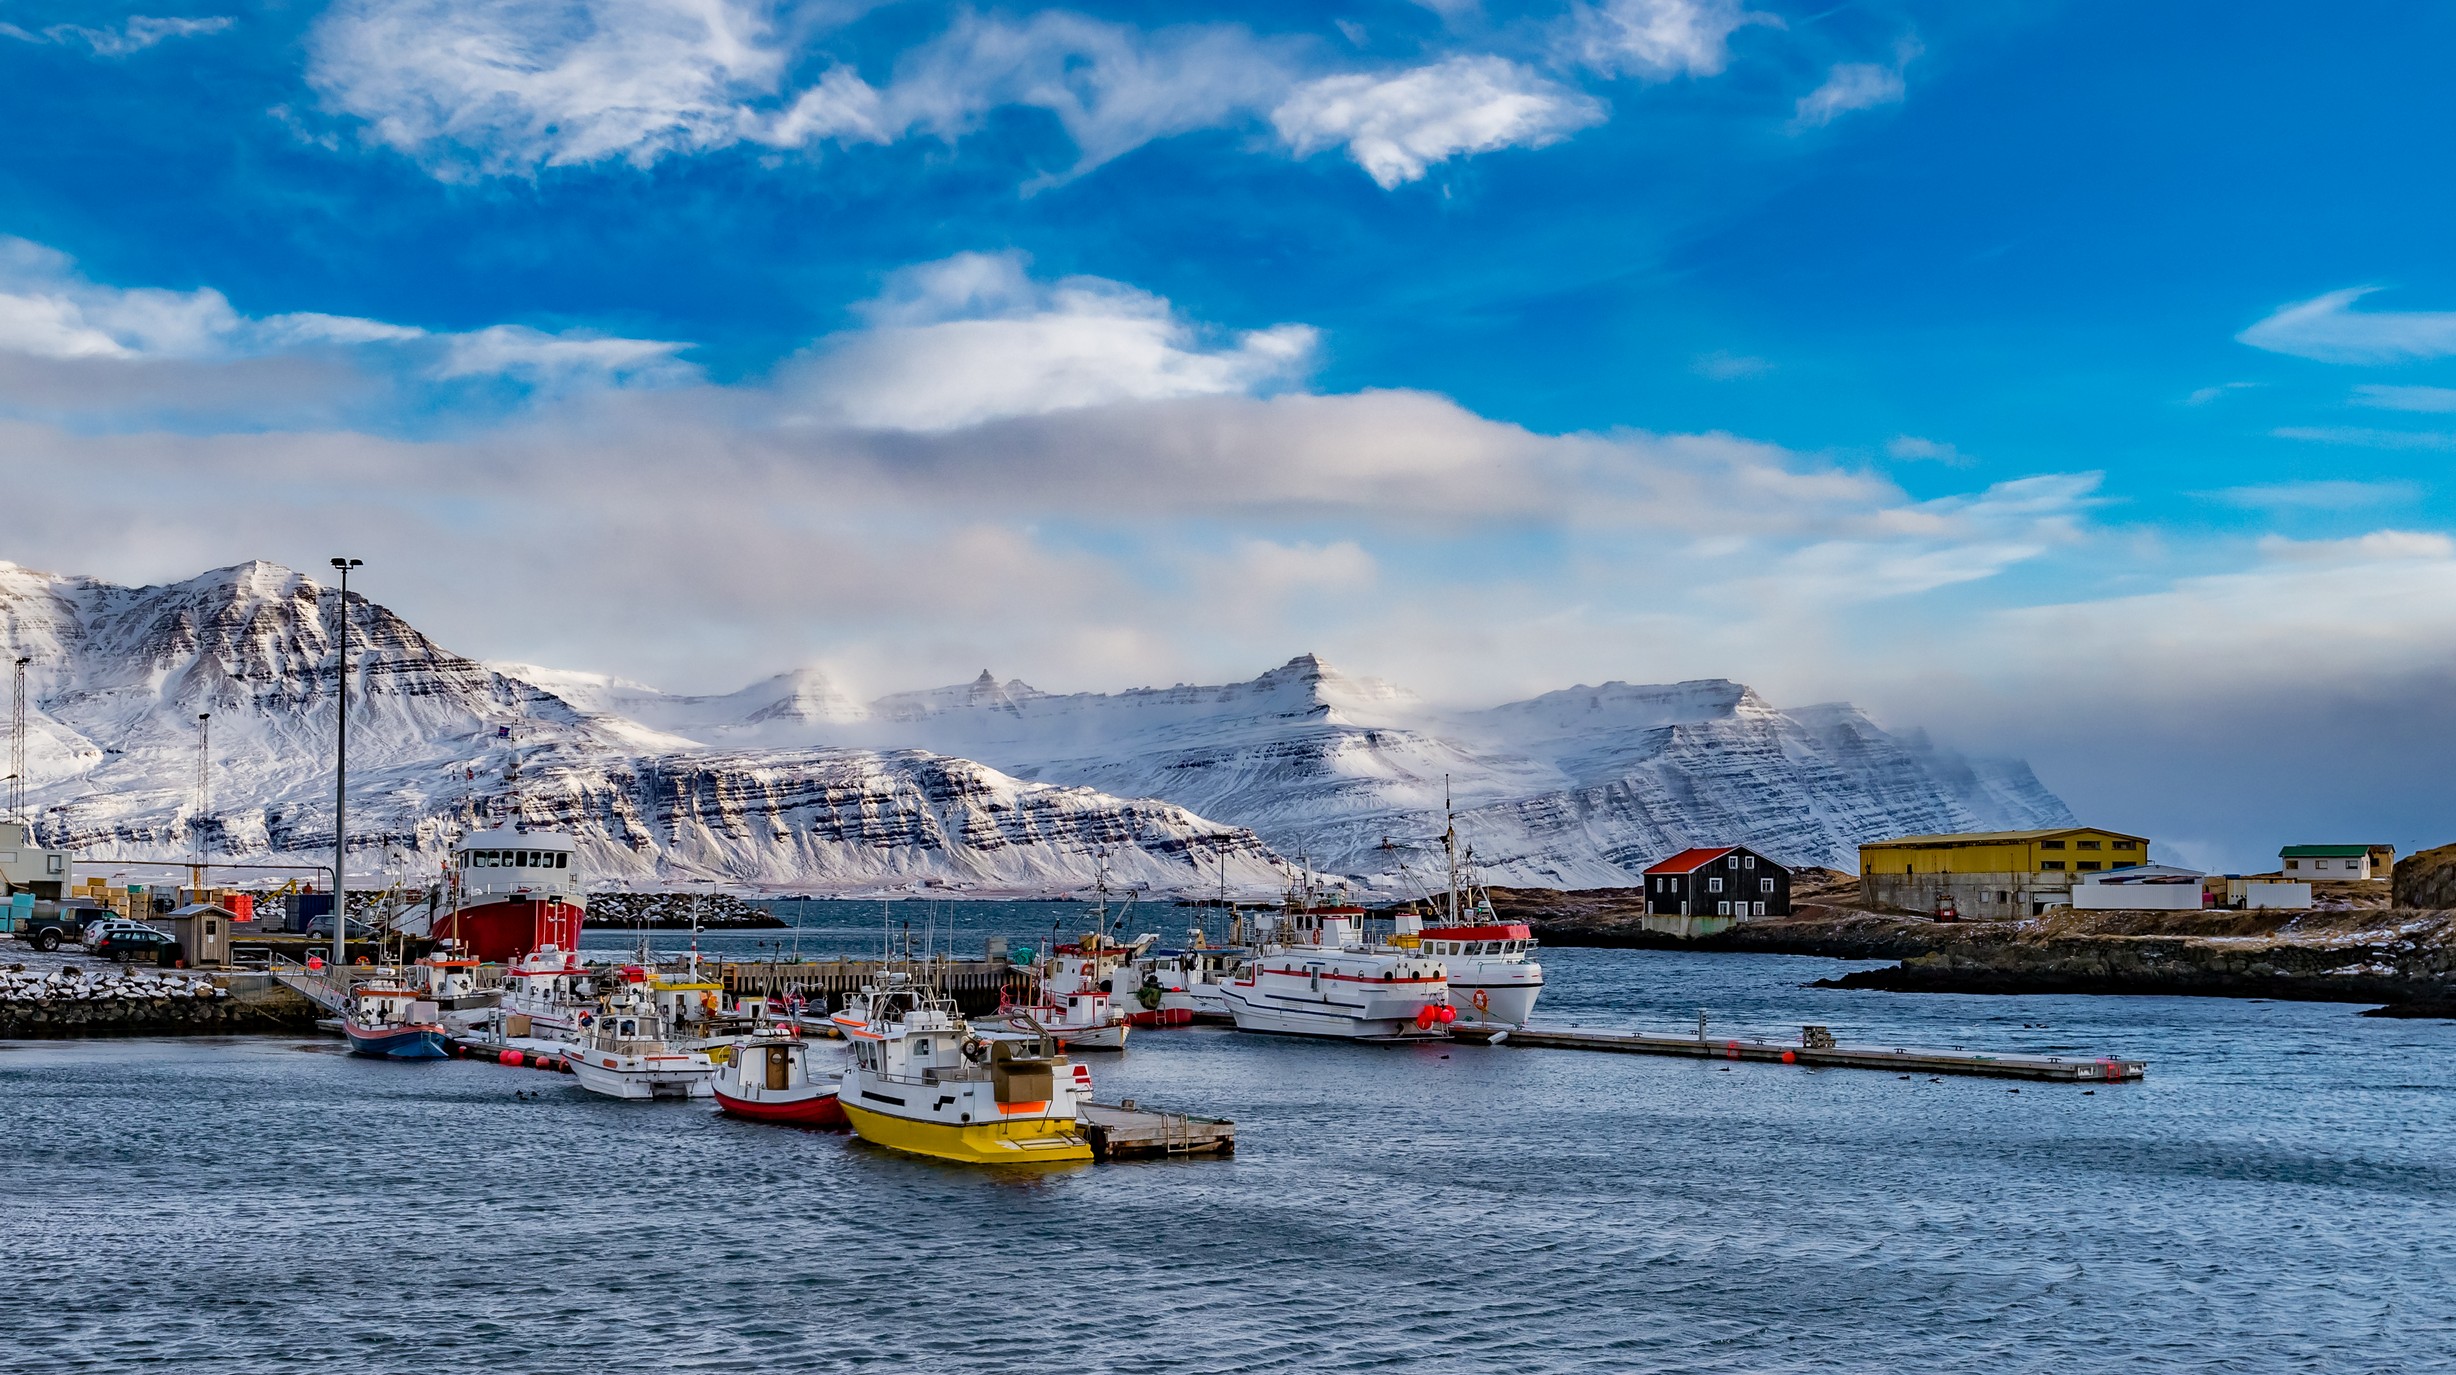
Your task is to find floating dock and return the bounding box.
[1077,1100,1235,1160]
[1454,1024,2146,1082]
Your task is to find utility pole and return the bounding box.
[191,712,211,895]
[329,558,361,969]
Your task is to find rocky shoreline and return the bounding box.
[1490,887,2456,1017]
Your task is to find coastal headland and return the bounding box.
[1493,881,2456,1017]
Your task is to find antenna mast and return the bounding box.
[9,656,27,826]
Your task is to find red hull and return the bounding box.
[714,1087,849,1128]
[1125,1007,1195,1028]
[433,898,582,964]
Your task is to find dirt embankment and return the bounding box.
[1489,884,2456,1016]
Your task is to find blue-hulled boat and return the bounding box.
[343,984,450,1059]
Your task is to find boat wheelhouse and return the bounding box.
[433,826,585,963]
[837,977,1094,1165]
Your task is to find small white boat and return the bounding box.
[1395,814,1543,1026]
[560,982,716,1100]
[1017,938,1132,1050]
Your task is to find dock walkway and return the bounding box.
[1078,1101,1235,1160]
[1459,1024,2146,1082]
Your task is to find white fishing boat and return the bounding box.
[836,976,1094,1165]
[498,944,597,1042]
[1018,936,1132,1050]
[411,951,501,1034]
[1392,817,1544,1027]
[559,979,716,1100]
[1217,906,1454,1040]
[1120,936,1247,1025]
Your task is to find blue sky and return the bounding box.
[3,0,2453,867]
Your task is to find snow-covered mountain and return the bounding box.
[505,649,2075,885]
[0,559,2072,894]
[0,562,1282,895]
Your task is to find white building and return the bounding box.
[0,820,72,900]
[2278,845,2392,880]
[2071,864,2206,911]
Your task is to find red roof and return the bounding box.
[1645,846,1738,875]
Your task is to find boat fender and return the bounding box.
[1437,1005,1457,1024]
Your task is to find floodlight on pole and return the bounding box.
[330,558,362,970]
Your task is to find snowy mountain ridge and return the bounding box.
[0,560,2074,893]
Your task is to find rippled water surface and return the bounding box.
[6,904,2454,1373]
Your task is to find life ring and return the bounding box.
[354,956,372,967]
[1472,989,1490,1012]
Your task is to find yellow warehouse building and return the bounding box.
[1858,827,2153,919]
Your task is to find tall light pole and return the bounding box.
[330,557,361,969]
[191,712,211,896]
[9,656,27,826]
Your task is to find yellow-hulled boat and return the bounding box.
[835,977,1093,1165]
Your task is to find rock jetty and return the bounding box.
[0,964,318,1038]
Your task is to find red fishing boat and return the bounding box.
[430,825,585,964]
[711,1028,847,1127]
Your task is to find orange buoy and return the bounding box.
[1781,1050,1796,1064]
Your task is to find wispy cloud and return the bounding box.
[2211,479,2422,511]
[2238,287,2456,364]
[1791,38,1921,130]
[1692,350,1770,380]
[2184,381,2260,405]
[1,14,233,56]
[2352,383,2456,412]
[0,236,691,390]
[306,0,1628,188]
[1272,55,1604,188]
[2272,425,2456,451]
[1885,435,1970,465]
[1564,0,1776,80]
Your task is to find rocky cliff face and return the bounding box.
[2393,842,2456,910]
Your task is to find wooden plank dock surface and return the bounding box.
[1077,1101,1236,1160]
[1455,1025,2146,1082]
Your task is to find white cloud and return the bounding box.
[793,252,1317,431]
[0,236,690,390]
[3,14,234,55]
[308,0,795,172]
[1271,55,1604,188]
[2183,381,2259,405]
[2352,383,2456,412]
[308,2,1618,187]
[2238,287,2456,365]
[1565,0,1774,80]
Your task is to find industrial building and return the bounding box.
[1857,827,2152,919]
[0,820,72,901]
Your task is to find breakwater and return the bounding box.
[1498,894,2456,1015]
[0,968,320,1038]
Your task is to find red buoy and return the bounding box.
[1781,1050,1797,1064]
[305,956,324,972]
[498,1048,522,1067]
[1436,1005,1457,1024]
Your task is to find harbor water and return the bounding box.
[4,903,2453,1372]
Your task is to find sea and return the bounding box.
[4,899,2452,1373]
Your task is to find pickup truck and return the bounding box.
[14,901,111,952]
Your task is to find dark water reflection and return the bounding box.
[3,907,2451,1372]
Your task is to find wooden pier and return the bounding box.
[1077,1100,1236,1160]
[714,958,1023,1016]
[1453,1024,2146,1082]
